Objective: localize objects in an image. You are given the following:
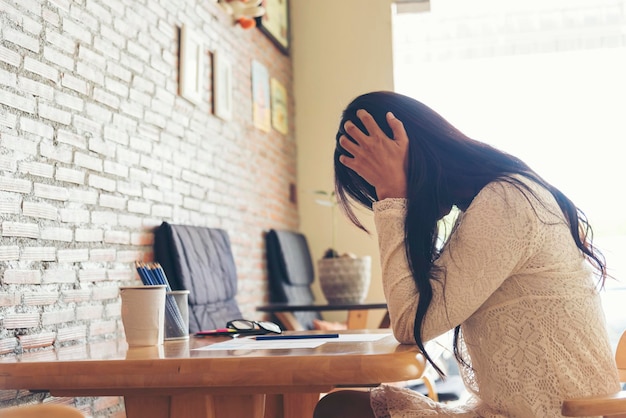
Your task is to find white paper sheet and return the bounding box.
[193,333,392,351]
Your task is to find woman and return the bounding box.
[313,91,619,418]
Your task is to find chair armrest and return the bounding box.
[562,390,626,417]
[273,311,306,331]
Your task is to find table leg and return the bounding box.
[124,395,171,418]
[264,394,284,418]
[207,394,266,418]
[282,393,320,418]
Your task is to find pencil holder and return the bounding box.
[165,290,190,340]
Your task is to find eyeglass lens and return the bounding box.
[227,319,281,334]
[229,319,255,330]
[257,321,281,333]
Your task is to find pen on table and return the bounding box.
[255,333,340,341]
[195,328,238,336]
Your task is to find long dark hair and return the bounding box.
[333,91,607,374]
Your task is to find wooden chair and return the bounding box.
[0,404,84,417]
[562,330,626,417]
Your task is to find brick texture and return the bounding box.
[0,0,296,414]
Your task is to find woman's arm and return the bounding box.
[374,180,540,343]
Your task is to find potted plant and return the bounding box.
[313,190,371,304]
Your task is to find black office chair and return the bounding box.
[265,229,321,330]
[153,222,290,418]
[153,222,243,333]
[265,229,466,402]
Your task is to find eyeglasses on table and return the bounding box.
[226,319,282,335]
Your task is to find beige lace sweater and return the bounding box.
[370,176,620,418]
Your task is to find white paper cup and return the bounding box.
[120,285,166,346]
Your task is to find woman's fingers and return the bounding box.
[355,109,388,141]
[343,120,367,145]
[386,112,408,145]
[339,135,359,155]
[338,109,409,199]
[343,109,389,146]
[342,110,408,147]
[338,152,357,171]
[338,136,361,168]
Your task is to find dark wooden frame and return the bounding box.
[256,0,290,55]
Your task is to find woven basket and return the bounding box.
[318,256,371,304]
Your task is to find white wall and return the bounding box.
[291,0,395,325]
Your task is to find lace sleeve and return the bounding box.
[372,198,407,212]
[374,181,541,343]
[373,198,414,343]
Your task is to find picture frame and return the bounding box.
[251,60,271,132]
[256,0,290,55]
[179,24,204,105]
[270,78,288,135]
[213,50,233,120]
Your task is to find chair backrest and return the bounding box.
[153,222,242,333]
[265,229,321,329]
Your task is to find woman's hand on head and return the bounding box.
[339,109,408,200]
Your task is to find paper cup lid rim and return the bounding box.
[119,285,167,290]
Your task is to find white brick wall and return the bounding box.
[0,0,297,414]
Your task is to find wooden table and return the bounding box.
[0,330,424,418]
[257,302,389,330]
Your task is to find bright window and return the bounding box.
[393,0,626,346]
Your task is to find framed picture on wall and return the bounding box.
[256,0,290,55]
[251,60,271,132]
[179,24,204,104]
[270,78,288,135]
[213,50,233,120]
